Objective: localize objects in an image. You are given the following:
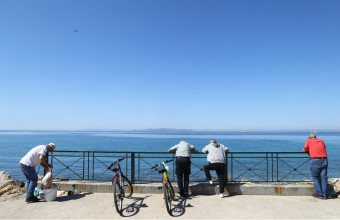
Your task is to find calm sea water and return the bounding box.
[1,131,339,181]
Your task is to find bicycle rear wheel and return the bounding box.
[112,178,123,214]
[163,177,173,215]
[121,175,133,198]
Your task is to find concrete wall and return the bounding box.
[54,181,315,196]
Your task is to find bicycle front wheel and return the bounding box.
[163,177,173,216]
[121,175,133,198]
[112,178,123,214]
[167,177,175,200]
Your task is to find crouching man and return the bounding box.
[19,143,56,203]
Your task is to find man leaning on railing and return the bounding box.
[168,141,198,198]
[202,139,229,198]
[303,133,329,200]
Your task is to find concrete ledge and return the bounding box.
[54,181,315,196]
[227,183,314,196]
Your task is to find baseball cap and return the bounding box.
[47,143,56,150]
[308,133,316,139]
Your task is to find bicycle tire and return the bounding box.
[112,178,123,214]
[167,177,175,200]
[163,177,172,216]
[121,175,133,198]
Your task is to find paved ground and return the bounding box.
[0,193,339,219]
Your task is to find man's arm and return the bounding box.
[190,145,198,153]
[39,154,53,171]
[168,146,178,153]
[302,147,310,156]
[202,146,208,153]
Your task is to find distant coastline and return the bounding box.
[1,128,340,133]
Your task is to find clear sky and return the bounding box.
[1,0,340,131]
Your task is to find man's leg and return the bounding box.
[20,164,30,198]
[310,159,322,196]
[176,158,184,196]
[320,159,328,197]
[20,164,38,199]
[204,163,213,181]
[215,163,225,194]
[183,159,191,196]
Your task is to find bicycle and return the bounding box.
[151,159,175,215]
[107,158,133,215]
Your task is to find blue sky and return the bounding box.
[1,0,339,131]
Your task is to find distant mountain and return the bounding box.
[131,128,196,133]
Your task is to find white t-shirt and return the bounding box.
[20,145,47,167]
[202,143,228,164]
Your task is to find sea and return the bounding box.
[1,130,339,182]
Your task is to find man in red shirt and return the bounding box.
[302,133,328,199]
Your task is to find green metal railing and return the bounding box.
[47,151,312,183]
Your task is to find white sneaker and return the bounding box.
[219,193,224,198]
[209,180,213,184]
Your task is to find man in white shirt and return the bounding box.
[19,143,56,203]
[168,141,198,197]
[202,139,229,198]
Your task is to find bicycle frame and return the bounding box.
[113,164,123,193]
[108,159,125,194]
[162,163,170,184]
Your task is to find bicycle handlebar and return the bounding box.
[150,159,173,170]
[107,158,125,169]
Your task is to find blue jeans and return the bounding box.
[310,159,328,197]
[20,163,38,198]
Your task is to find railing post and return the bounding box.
[225,151,228,184]
[44,153,49,176]
[271,153,274,182]
[92,152,95,180]
[231,153,233,180]
[276,153,279,182]
[173,153,175,181]
[266,153,268,182]
[138,153,140,182]
[83,152,85,179]
[88,152,90,180]
[131,152,135,184]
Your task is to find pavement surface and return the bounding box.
[0,193,340,219]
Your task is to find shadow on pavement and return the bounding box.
[171,195,195,217]
[120,195,150,217]
[56,192,93,202]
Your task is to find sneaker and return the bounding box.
[26,196,39,203]
[322,196,327,200]
[219,193,224,198]
[312,193,322,199]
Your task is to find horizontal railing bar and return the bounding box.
[53,150,307,154]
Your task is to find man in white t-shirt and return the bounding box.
[19,143,56,203]
[202,139,229,198]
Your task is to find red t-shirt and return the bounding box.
[304,138,327,158]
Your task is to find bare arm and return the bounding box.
[39,154,53,171]
[302,147,310,156]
